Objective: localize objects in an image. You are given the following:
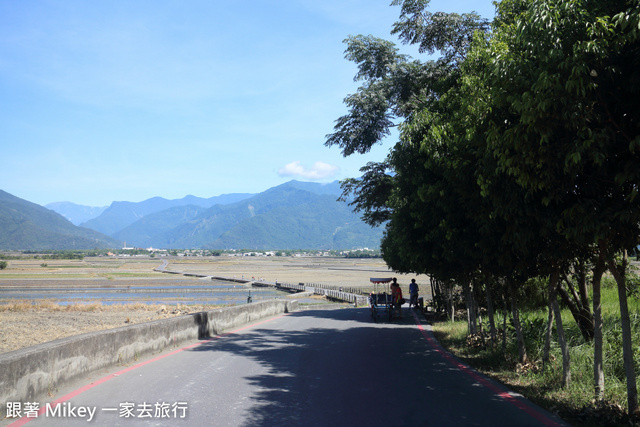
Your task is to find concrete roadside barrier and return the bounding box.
[0,299,298,407]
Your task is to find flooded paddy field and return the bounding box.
[0,255,431,306]
[0,278,288,306]
[0,256,429,305]
[0,256,430,353]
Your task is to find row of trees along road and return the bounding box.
[326,0,640,415]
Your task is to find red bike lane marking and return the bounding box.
[8,314,288,427]
[410,310,564,427]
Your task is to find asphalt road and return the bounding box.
[6,307,567,427]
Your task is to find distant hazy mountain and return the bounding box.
[80,193,254,236]
[277,180,343,196]
[0,190,119,250]
[45,201,108,225]
[113,181,383,250]
[0,182,381,250]
[112,205,208,247]
[205,193,382,250]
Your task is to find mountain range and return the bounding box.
[44,202,108,226]
[0,190,118,250]
[1,181,383,250]
[76,192,255,236]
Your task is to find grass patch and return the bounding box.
[431,293,640,426]
[0,272,164,279]
[0,300,231,313]
[0,274,96,279]
[0,300,103,312]
[39,264,113,269]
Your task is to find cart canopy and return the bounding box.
[369,277,393,284]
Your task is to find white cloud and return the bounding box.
[278,161,339,180]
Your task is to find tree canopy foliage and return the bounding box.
[327,0,640,414]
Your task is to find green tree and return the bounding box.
[328,0,509,345]
[328,0,622,390]
[325,0,488,158]
[484,0,640,411]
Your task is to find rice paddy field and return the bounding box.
[0,255,429,354]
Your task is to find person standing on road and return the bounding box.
[391,278,403,319]
[409,279,419,308]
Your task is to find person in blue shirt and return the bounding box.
[409,279,419,308]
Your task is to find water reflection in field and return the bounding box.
[0,279,290,306]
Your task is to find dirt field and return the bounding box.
[0,256,429,354]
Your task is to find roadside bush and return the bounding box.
[602,275,617,289]
[511,277,549,311]
[627,272,640,300]
[519,313,547,347]
[432,288,640,423]
[0,260,7,270]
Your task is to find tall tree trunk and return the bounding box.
[557,282,594,342]
[576,260,587,293]
[543,297,554,372]
[549,270,570,387]
[502,307,508,355]
[478,309,485,348]
[431,276,440,314]
[575,262,593,321]
[592,257,606,402]
[438,279,444,315]
[474,282,484,348]
[430,276,438,313]
[501,292,508,355]
[607,250,639,414]
[463,281,477,335]
[486,285,497,348]
[509,280,527,364]
[559,272,594,341]
[447,283,455,322]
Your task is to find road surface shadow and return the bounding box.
[187,308,565,427]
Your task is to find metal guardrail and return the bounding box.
[274,282,368,306]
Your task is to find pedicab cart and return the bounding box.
[368,277,394,322]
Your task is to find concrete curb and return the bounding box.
[0,299,298,406]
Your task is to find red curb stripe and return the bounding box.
[410,311,563,427]
[8,314,287,426]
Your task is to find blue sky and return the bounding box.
[1,0,495,207]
